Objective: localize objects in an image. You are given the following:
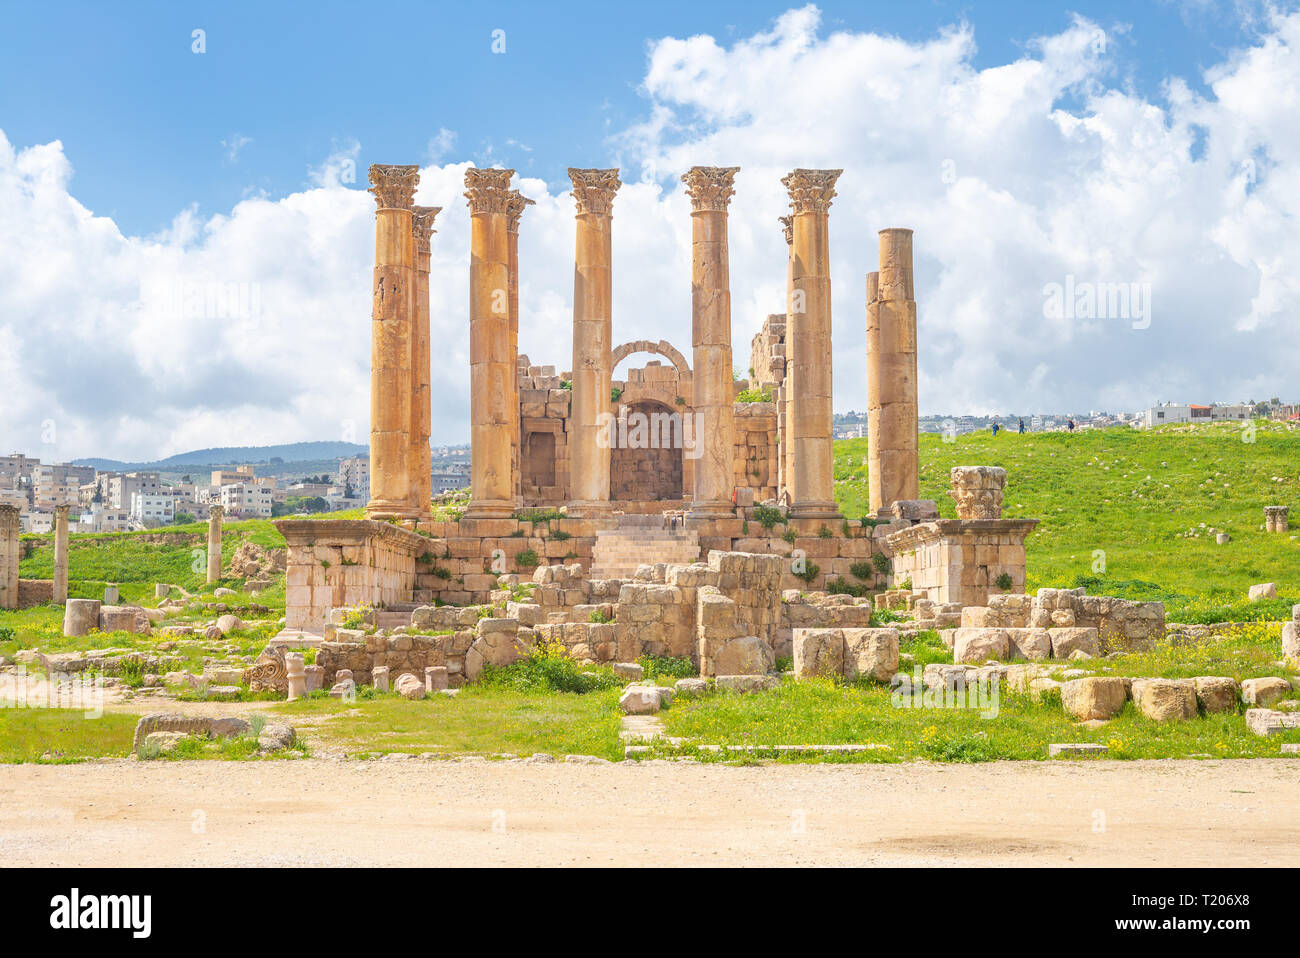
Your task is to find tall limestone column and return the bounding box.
[782,168,843,519]
[867,228,920,515]
[0,504,19,610]
[464,167,516,519]
[52,505,70,604]
[206,504,223,584]
[780,214,795,503]
[366,164,420,519]
[567,168,622,517]
[506,190,535,506]
[683,166,740,517]
[410,205,441,517]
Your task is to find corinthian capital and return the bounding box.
[464,168,516,215]
[781,168,843,215]
[505,190,535,233]
[681,166,739,212]
[568,168,621,216]
[368,164,420,210]
[412,206,442,253]
[778,215,793,246]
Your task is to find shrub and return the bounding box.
[872,553,891,574]
[849,561,875,581]
[430,566,452,580]
[793,561,820,585]
[515,550,540,569]
[550,530,571,541]
[782,528,797,545]
[752,505,784,530]
[588,608,613,624]
[479,639,620,694]
[817,525,833,539]
[995,572,1014,591]
[827,576,868,597]
[637,653,696,680]
[736,386,772,403]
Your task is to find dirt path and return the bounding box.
[2,758,1298,867]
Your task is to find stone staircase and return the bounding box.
[590,516,700,580]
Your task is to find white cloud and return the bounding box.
[221,133,253,164]
[2,5,1300,462]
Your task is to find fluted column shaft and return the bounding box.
[783,169,843,519]
[365,164,419,519]
[780,215,795,503]
[410,206,440,516]
[867,228,919,514]
[465,168,516,518]
[53,505,70,603]
[683,166,740,517]
[567,168,621,516]
[506,192,534,506]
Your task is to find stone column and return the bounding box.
[567,168,622,516]
[683,166,740,517]
[867,228,920,515]
[206,504,224,583]
[782,169,843,519]
[52,505,70,604]
[366,164,420,519]
[506,191,535,506]
[410,205,441,517]
[464,168,517,519]
[780,215,795,503]
[0,504,18,610]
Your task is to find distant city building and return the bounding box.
[1140,402,1253,428]
[211,466,256,487]
[338,456,370,502]
[219,481,273,518]
[105,471,161,510]
[431,472,469,494]
[130,491,175,527]
[76,506,131,533]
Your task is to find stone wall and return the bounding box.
[276,519,428,632]
[17,579,54,608]
[956,588,1166,658]
[733,401,779,502]
[792,627,900,682]
[885,518,1038,608]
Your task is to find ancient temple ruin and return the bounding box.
[272,161,1035,679]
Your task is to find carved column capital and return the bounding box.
[781,168,843,215]
[948,466,1007,520]
[681,166,739,212]
[568,168,621,216]
[412,206,442,253]
[368,164,420,210]
[464,168,515,214]
[505,190,535,233]
[779,215,793,246]
[54,504,70,519]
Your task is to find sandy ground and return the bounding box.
[2,758,1298,867]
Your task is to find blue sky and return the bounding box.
[1,0,1298,459]
[0,0,1273,235]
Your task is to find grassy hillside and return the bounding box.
[835,420,1300,622]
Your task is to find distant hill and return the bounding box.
[72,441,370,473]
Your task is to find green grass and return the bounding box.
[655,676,1300,762]
[274,686,624,760]
[0,709,137,763]
[835,420,1300,621]
[1095,623,1296,683]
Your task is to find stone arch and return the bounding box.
[611,339,690,377]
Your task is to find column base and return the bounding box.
[366,499,417,521]
[686,500,735,520]
[790,500,842,520]
[565,500,614,519]
[464,499,515,519]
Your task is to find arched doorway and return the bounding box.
[610,399,685,502]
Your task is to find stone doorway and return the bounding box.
[610,400,684,502]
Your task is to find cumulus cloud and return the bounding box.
[2,4,1299,461]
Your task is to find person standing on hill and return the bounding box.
[1018,418,1025,434]
[992,422,1000,437]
